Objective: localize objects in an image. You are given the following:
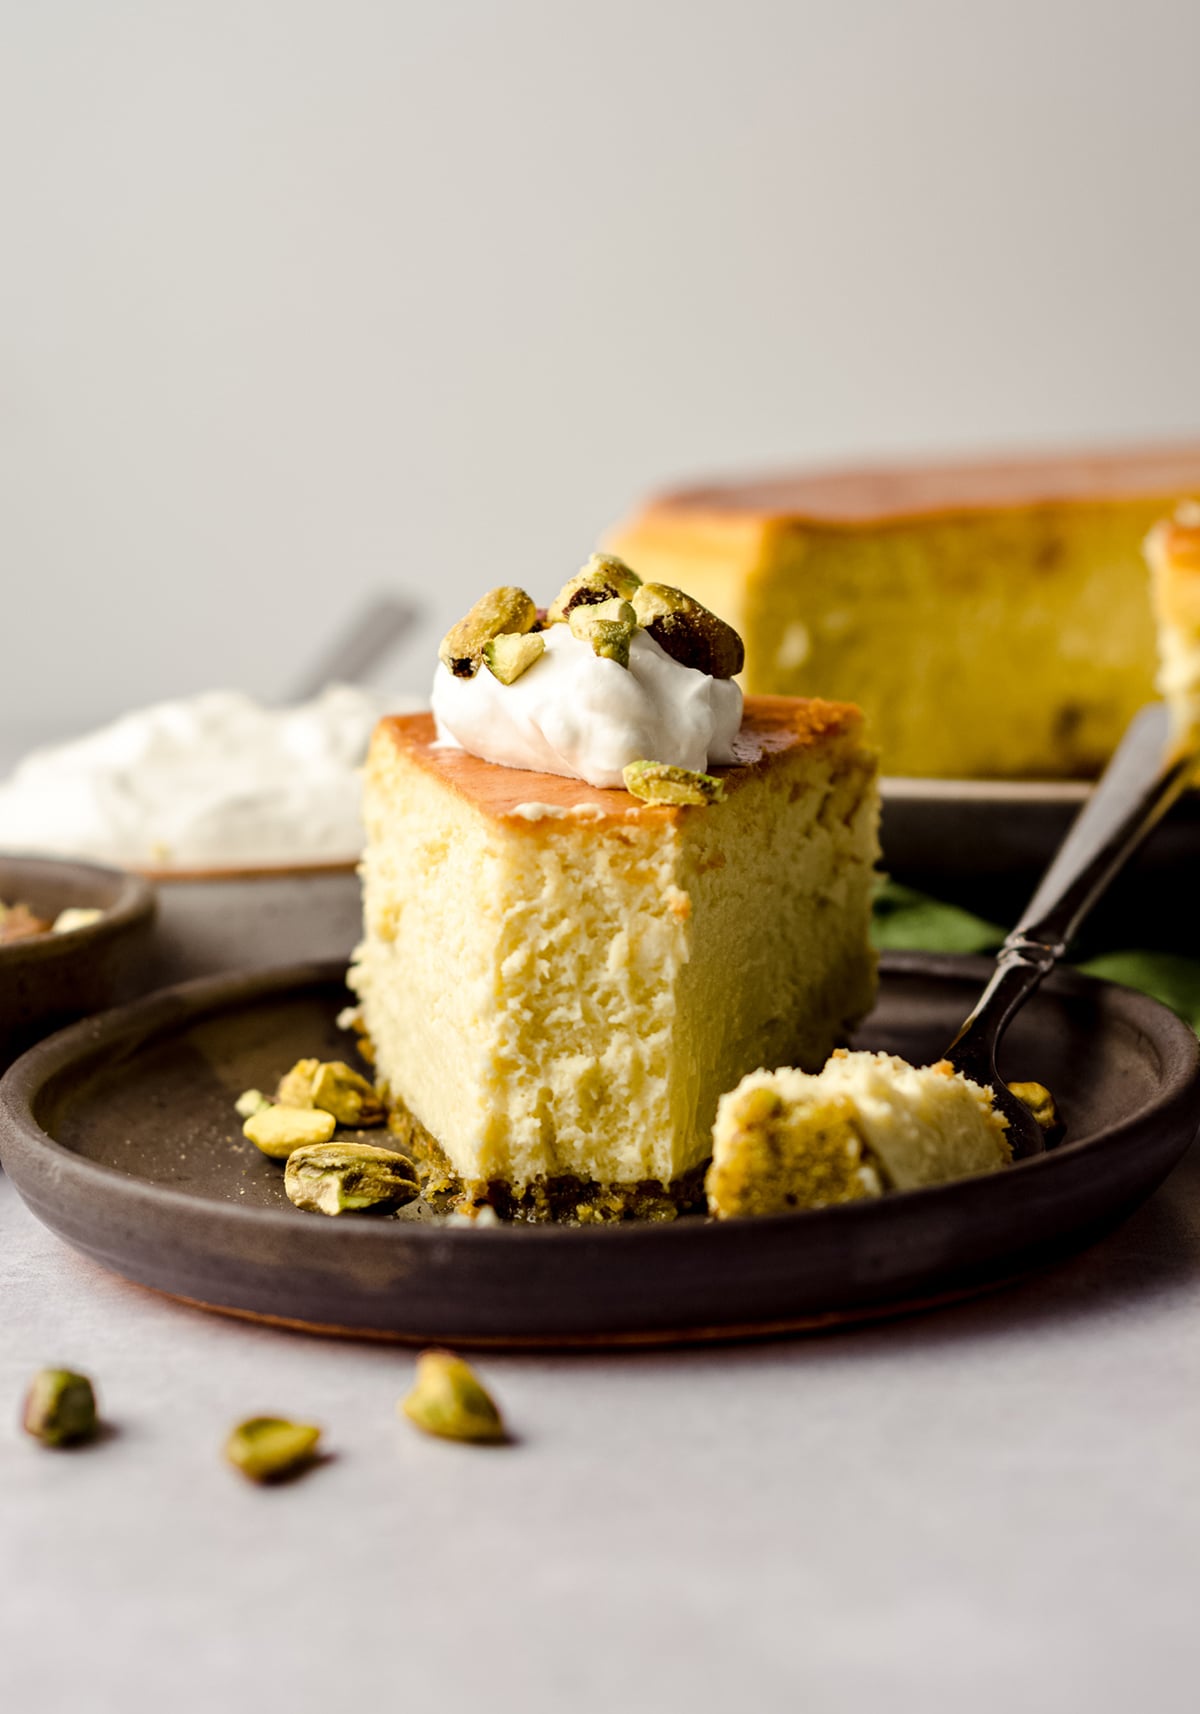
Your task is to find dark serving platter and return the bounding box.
[1,955,1197,1347]
[880,777,1200,951]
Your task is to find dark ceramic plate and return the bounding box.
[0,854,157,1071]
[1,955,1198,1347]
[881,777,1200,952]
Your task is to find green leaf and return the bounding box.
[1076,951,1200,1032]
[871,880,1005,956]
[870,880,1200,1034]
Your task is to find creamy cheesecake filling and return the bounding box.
[433,623,742,789]
[349,704,879,1195]
[707,1051,1011,1218]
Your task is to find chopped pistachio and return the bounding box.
[547,552,642,624]
[244,1104,336,1159]
[234,1088,271,1120]
[1010,1080,1061,1134]
[22,1368,98,1447]
[224,1416,321,1484]
[400,1351,506,1444]
[568,597,637,667]
[483,630,546,686]
[284,1141,420,1215]
[632,583,745,678]
[275,1057,321,1107]
[623,760,726,806]
[732,1085,783,1126]
[308,1061,385,1127]
[438,586,538,679]
[51,907,104,935]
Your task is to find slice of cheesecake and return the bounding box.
[706,1050,1011,1218]
[607,445,1200,779]
[1145,503,1200,755]
[349,696,879,1208]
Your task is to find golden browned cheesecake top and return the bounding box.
[637,443,1200,527]
[375,696,866,827]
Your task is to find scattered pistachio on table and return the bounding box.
[623,760,726,807]
[243,1104,336,1160]
[401,1351,506,1445]
[22,1368,99,1447]
[224,1416,322,1484]
[284,1141,420,1216]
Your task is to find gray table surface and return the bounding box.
[2,1138,1199,1714]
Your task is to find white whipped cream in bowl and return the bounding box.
[0,686,421,980]
[432,624,743,787]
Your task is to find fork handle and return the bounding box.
[947,704,1193,1080]
[1012,703,1193,956]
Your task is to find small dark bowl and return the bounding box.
[0,854,156,1070]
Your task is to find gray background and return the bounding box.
[3,0,1200,746]
[4,7,1200,1710]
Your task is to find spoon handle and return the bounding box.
[947,704,1193,1089]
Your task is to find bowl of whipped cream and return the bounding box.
[0,687,421,984]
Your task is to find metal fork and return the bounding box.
[944,704,1196,1159]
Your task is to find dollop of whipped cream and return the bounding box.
[0,686,419,869]
[432,624,742,788]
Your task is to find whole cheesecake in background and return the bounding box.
[1145,502,1200,756]
[606,444,1200,779]
[349,568,880,1214]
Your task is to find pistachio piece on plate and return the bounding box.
[284,1141,420,1215]
[547,552,641,623]
[1009,1080,1062,1136]
[439,587,538,680]
[22,1368,99,1447]
[310,1061,386,1127]
[51,907,104,934]
[483,630,545,686]
[275,1057,321,1107]
[234,1088,271,1120]
[632,583,745,678]
[244,1104,336,1159]
[568,597,637,667]
[224,1416,322,1484]
[400,1351,506,1444]
[623,760,726,806]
